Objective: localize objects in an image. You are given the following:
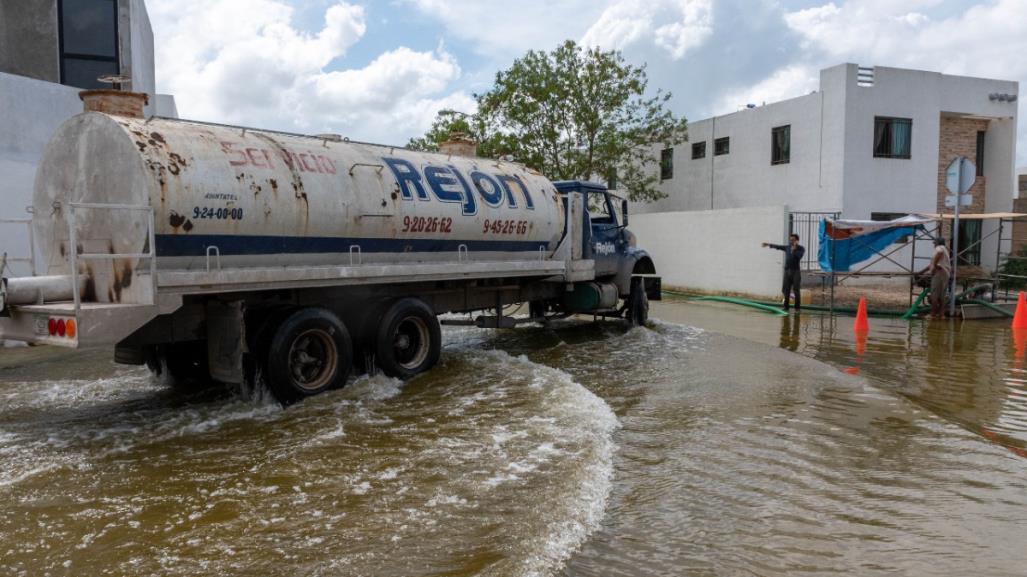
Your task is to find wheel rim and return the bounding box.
[392,316,430,370]
[288,328,338,391]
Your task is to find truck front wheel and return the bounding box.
[374,298,441,379]
[627,277,649,327]
[266,308,353,405]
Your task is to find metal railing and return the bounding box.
[789,211,839,271]
[67,202,156,313]
[0,217,36,276]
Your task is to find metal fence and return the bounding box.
[789,211,839,272]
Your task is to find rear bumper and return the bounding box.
[0,307,80,347]
[0,303,161,348]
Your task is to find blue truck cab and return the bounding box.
[553,181,661,325]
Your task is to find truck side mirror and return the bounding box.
[621,199,629,227]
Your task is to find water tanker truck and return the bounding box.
[0,92,660,404]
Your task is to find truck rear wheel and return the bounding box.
[374,298,441,379]
[266,308,352,405]
[627,277,649,327]
[146,341,212,391]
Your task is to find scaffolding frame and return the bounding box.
[820,213,1026,314]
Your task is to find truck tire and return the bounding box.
[374,298,441,379]
[265,308,353,405]
[146,341,212,391]
[627,277,649,327]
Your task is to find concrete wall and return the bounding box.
[125,0,155,98]
[640,63,1019,273]
[639,91,842,215]
[0,0,60,83]
[631,206,788,298]
[0,73,84,274]
[837,65,1017,218]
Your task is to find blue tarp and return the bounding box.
[817,220,921,272]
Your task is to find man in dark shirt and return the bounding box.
[762,234,805,311]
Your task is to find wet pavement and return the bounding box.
[0,300,1024,576]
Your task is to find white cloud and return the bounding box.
[712,65,819,116]
[782,0,1027,165]
[405,0,609,58]
[149,0,471,144]
[581,0,714,59]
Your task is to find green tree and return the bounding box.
[407,110,475,153]
[407,109,518,160]
[411,40,687,202]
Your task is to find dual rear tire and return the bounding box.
[261,299,442,405]
[265,308,353,405]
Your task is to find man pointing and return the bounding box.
[762,234,805,312]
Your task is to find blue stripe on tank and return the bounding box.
[155,234,549,257]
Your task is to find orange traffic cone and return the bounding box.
[855,330,867,357]
[854,297,869,333]
[1013,292,1027,330]
[1014,327,1027,364]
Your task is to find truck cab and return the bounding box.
[554,181,661,321]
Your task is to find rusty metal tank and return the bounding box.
[33,112,565,299]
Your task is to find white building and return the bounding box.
[0,0,177,275]
[638,63,1019,272]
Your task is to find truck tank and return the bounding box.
[32,112,565,303]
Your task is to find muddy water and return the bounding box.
[0,302,1024,576]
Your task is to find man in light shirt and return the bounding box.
[923,237,951,319]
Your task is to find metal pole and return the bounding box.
[909,228,916,308]
[830,223,836,315]
[950,161,961,317]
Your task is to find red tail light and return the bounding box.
[56,319,66,337]
[48,318,57,336]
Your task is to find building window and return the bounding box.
[59,0,120,90]
[958,220,981,266]
[660,148,673,180]
[873,117,912,159]
[771,125,790,165]
[691,141,706,160]
[976,131,986,176]
[714,137,730,156]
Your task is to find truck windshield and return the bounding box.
[587,194,616,225]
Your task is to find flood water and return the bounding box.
[1,300,1025,576]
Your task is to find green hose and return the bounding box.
[901,287,931,320]
[690,296,789,316]
[961,298,1014,318]
[665,290,923,317]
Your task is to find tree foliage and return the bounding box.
[410,40,687,202]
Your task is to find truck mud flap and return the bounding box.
[641,276,662,301]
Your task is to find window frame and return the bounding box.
[873,116,912,159]
[714,137,730,156]
[976,130,986,176]
[691,141,706,160]
[771,125,791,165]
[958,219,982,266]
[660,147,674,181]
[58,0,121,89]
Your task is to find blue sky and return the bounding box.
[148,0,1027,167]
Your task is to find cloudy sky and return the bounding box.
[148,0,1027,166]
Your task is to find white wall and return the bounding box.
[837,64,1018,221]
[632,206,789,298]
[638,91,843,215]
[127,0,157,116]
[0,72,84,275]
